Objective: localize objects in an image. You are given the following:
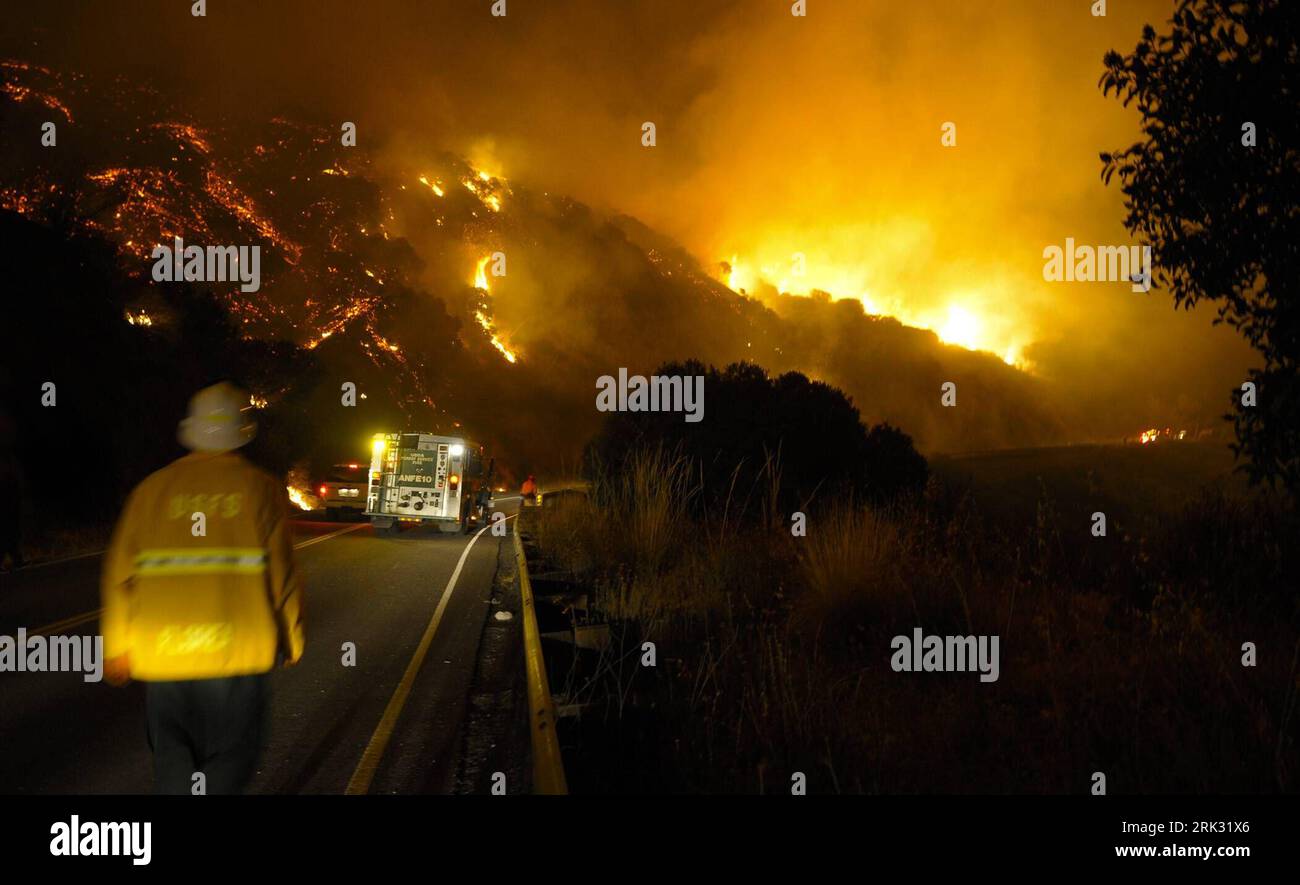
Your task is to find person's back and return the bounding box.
[102,450,302,681]
[521,475,537,497]
[101,382,303,794]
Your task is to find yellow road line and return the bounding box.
[28,522,367,636]
[345,518,512,795]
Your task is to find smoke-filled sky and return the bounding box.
[4,0,1257,437]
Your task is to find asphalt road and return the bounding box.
[0,499,522,794]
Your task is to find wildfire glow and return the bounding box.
[286,484,318,510]
[938,305,980,351]
[304,330,332,350]
[153,122,211,154]
[725,254,747,292]
[471,254,518,363]
[1138,427,1194,445]
[461,170,504,212]
[0,62,73,122]
[719,253,1023,366]
[475,310,518,363]
[202,170,302,264]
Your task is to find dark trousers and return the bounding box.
[145,673,269,795]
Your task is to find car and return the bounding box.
[317,463,369,521]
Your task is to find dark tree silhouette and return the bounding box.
[1100,0,1299,493]
[585,360,927,516]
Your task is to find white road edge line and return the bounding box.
[292,522,366,549]
[13,548,107,571]
[345,515,517,795]
[14,515,364,572]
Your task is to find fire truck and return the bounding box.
[365,432,493,534]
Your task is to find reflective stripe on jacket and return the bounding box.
[101,451,304,680]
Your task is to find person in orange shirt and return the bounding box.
[101,382,304,794]
[520,474,538,506]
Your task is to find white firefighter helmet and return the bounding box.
[178,382,257,452]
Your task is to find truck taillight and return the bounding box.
[319,485,328,496]
[449,474,460,489]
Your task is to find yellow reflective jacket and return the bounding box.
[101,451,304,681]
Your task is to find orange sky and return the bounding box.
[7,0,1259,427]
[426,0,1256,408]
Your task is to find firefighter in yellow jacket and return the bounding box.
[101,382,304,794]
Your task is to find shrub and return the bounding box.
[584,360,927,520]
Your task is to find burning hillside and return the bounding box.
[0,58,1081,463]
[0,61,522,414]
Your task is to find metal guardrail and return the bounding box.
[513,523,569,795]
